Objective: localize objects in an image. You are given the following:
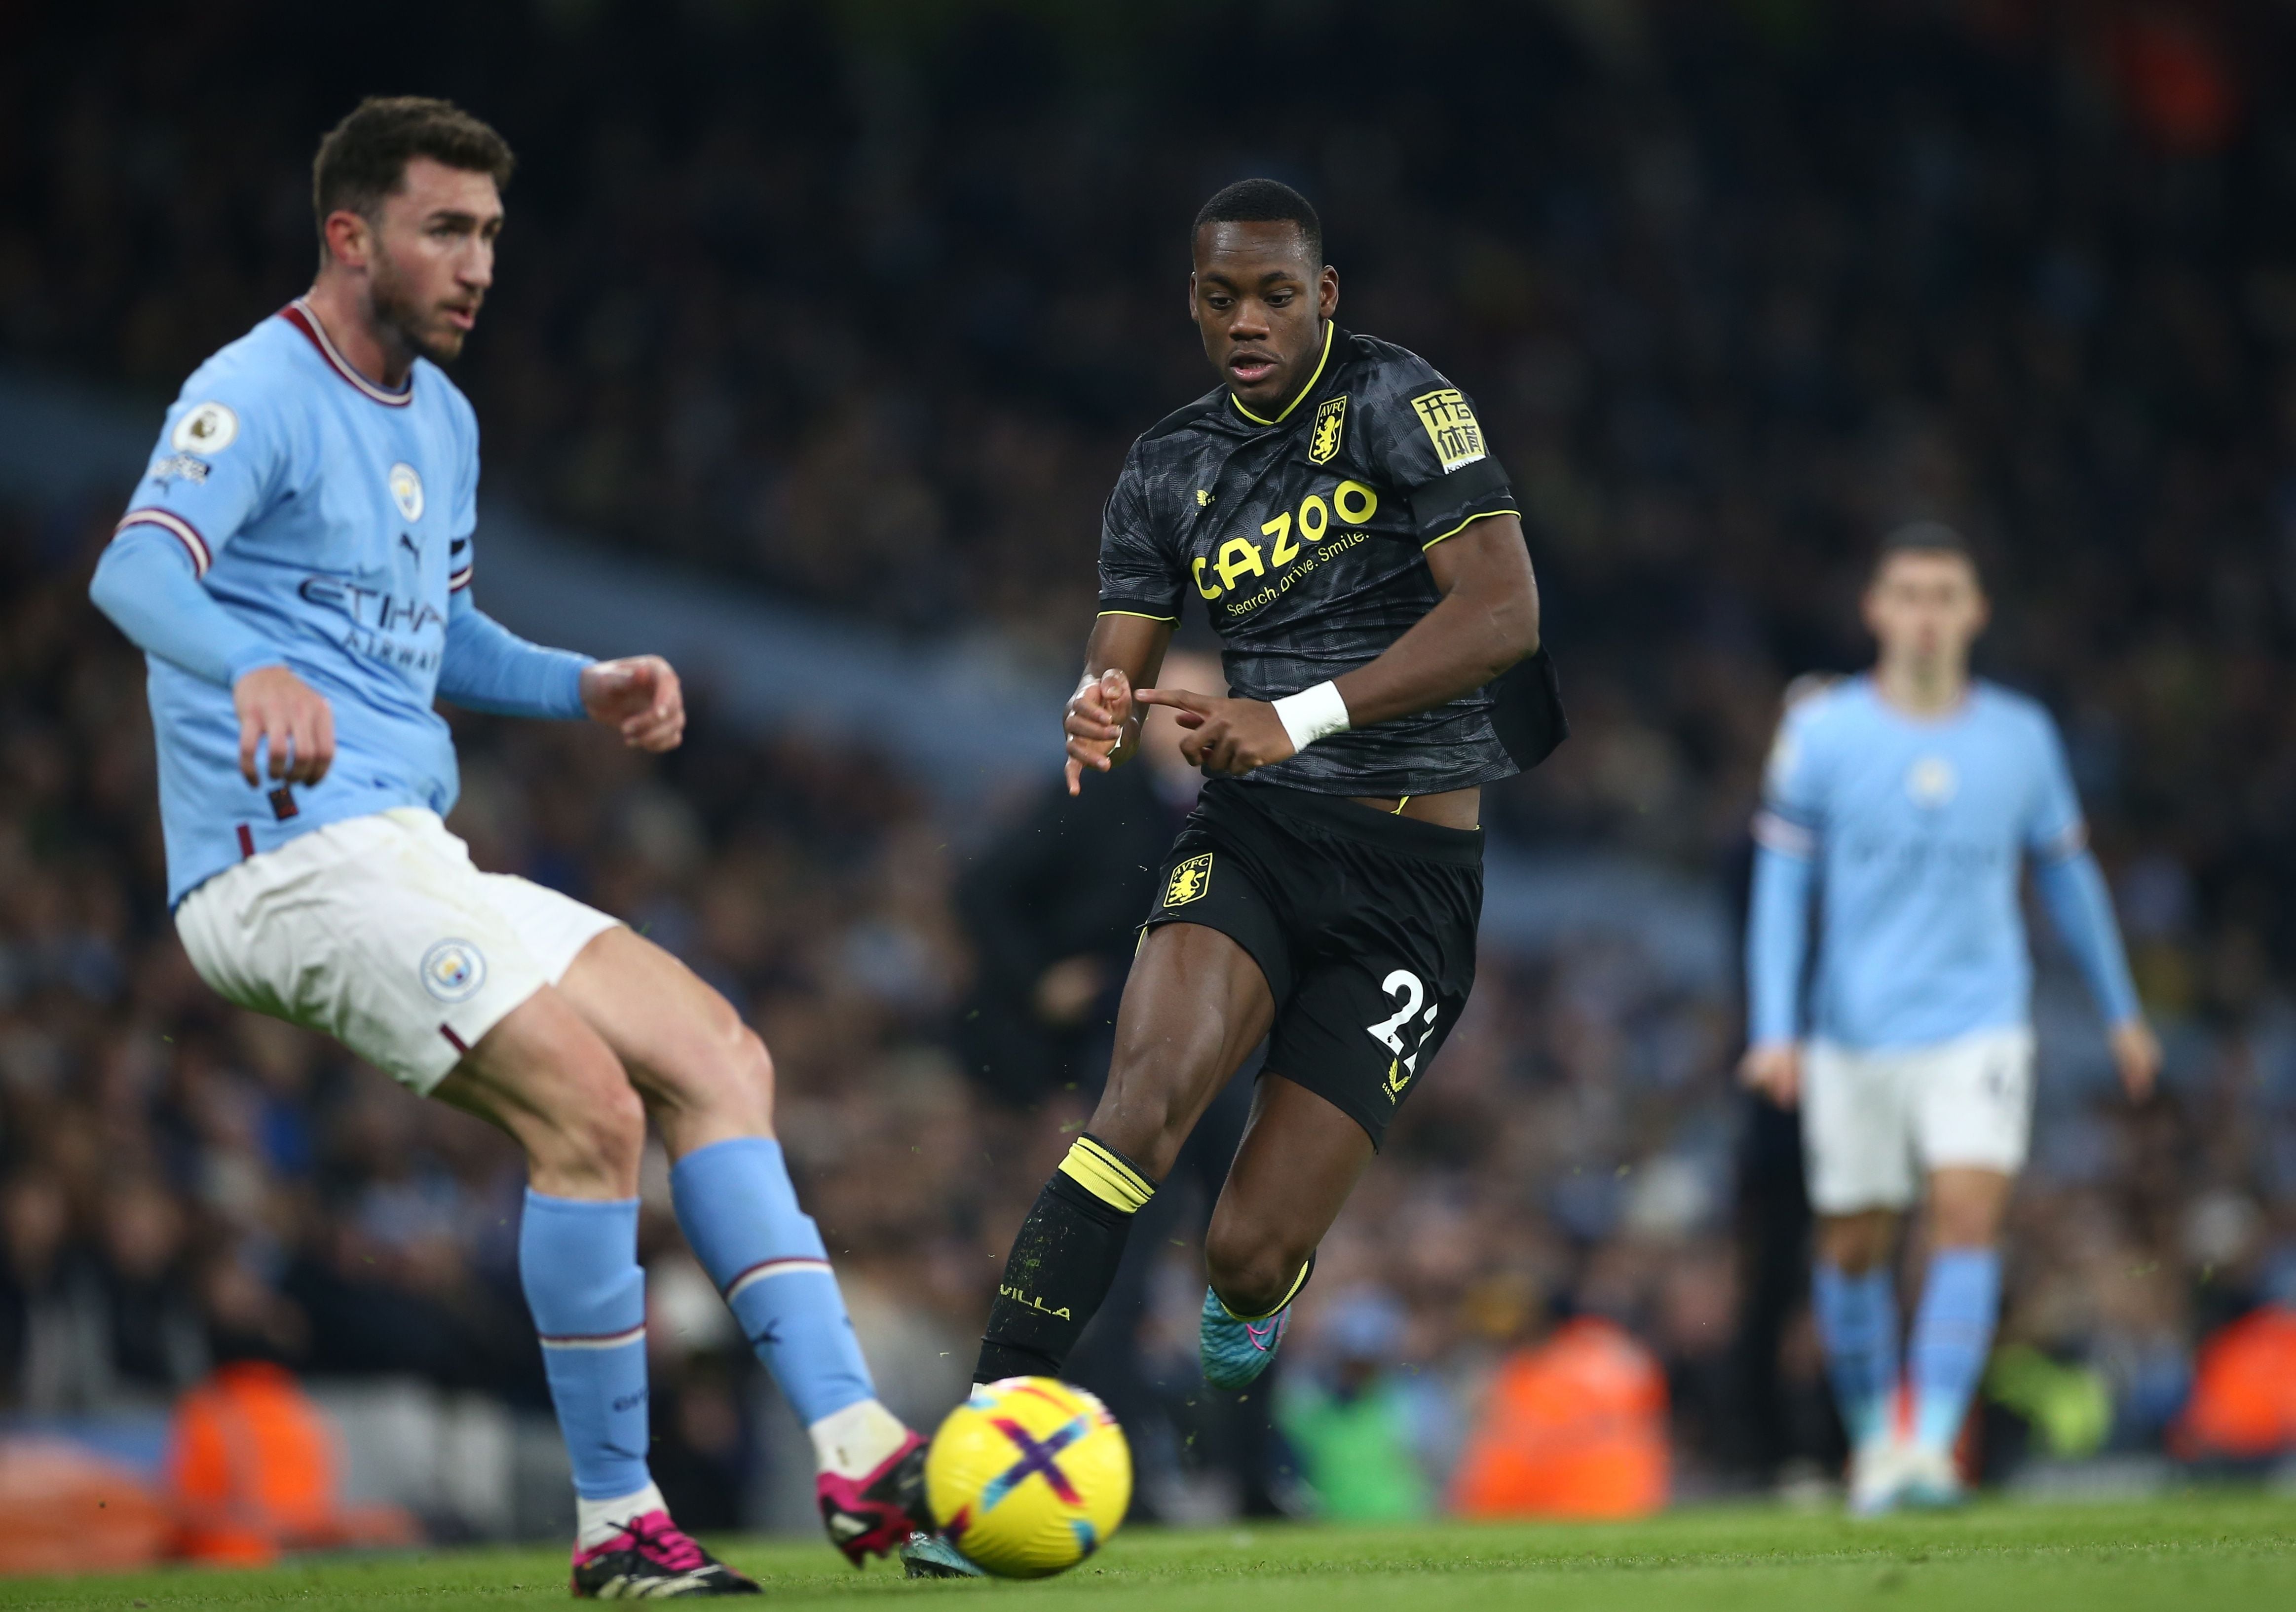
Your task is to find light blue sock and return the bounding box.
[1909,1247,2001,1452]
[1812,1262,1901,1447]
[519,1191,653,1501]
[671,1136,874,1425]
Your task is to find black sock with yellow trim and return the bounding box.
[975,1133,1158,1384]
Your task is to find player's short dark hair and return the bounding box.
[1193,179,1323,267]
[1874,519,1978,579]
[312,96,514,236]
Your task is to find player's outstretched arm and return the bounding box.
[2033,849,2159,1100]
[1136,517,1537,777]
[90,527,336,785]
[1740,839,1816,1107]
[435,592,681,751]
[437,592,594,720]
[1064,612,1174,795]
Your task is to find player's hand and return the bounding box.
[1738,1041,1802,1108]
[581,656,685,752]
[2111,1018,2162,1104]
[232,665,336,787]
[1133,687,1295,776]
[1064,668,1135,795]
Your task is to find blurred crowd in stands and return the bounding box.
[7,0,2296,1528]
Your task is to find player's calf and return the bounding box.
[552,933,932,1561]
[641,1015,775,1155]
[670,1134,929,1562]
[974,1133,1162,1384]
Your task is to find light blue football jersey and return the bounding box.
[1754,676,2090,1050]
[115,300,481,906]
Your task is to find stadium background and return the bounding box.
[3,0,2296,1545]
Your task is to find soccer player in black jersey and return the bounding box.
[909,178,1562,1575]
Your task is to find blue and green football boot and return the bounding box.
[1199,1256,1314,1390]
[899,1530,986,1579]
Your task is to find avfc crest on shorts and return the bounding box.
[1163,854,1213,909]
[1308,395,1348,465]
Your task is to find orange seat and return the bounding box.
[1449,1316,1670,1519]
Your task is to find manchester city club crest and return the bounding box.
[420,938,487,1003]
[1905,754,1958,809]
[389,462,425,522]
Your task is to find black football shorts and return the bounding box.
[1140,777,1482,1149]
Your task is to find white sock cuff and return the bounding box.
[808,1397,911,1480]
[576,1480,667,1549]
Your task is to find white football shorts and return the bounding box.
[175,807,620,1094]
[1801,1026,2036,1214]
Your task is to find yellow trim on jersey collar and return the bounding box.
[1229,322,1336,427]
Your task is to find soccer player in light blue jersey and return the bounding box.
[87,98,931,1595]
[1740,523,2160,1515]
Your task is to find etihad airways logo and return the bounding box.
[298,576,444,635]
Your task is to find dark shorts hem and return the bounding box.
[1138,905,1294,1008]
[1137,779,1481,1150]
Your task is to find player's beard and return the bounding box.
[369,253,468,368]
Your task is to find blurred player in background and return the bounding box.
[908,178,1565,1574]
[1740,523,2161,1514]
[86,97,930,1595]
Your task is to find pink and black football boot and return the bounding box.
[816,1429,932,1565]
[569,1509,760,1598]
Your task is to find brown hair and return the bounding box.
[1873,520,1979,583]
[311,96,514,237]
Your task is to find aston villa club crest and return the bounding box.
[1163,854,1213,908]
[1308,395,1348,464]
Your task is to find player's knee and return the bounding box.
[1203,1219,1301,1317]
[534,1054,646,1186]
[723,1023,776,1121]
[566,1076,647,1181]
[680,997,775,1127]
[1928,1202,2000,1250]
[1817,1215,1890,1274]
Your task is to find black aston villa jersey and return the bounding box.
[1097,326,1524,796]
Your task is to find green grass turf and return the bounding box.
[7,1493,2293,1612]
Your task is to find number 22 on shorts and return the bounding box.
[1366,969,1441,1103]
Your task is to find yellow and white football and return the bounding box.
[924,1376,1131,1578]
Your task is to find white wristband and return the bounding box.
[1272,680,1351,753]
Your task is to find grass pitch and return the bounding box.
[7,1493,2292,1612]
